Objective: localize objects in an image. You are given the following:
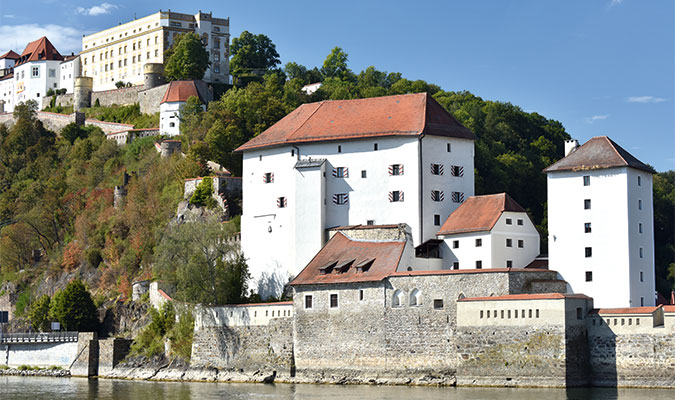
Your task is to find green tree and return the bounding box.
[130,302,175,357]
[189,177,214,207]
[29,294,51,332]
[60,123,87,145]
[230,31,280,80]
[49,280,99,332]
[321,47,355,82]
[164,33,210,81]
[654,171,675,295]
[154,216,249,305]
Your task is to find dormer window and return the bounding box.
[319,261,337,275]
[356,258,374,273]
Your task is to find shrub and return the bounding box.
[130,302,175,357]
[29,294,51,332]
[14,289,31,317]
[49,280,99,332]
[94,98,101,107]
[189,177,213,207]
[46,88,55,97]
[115,81,126,89]
[169,308,194,361]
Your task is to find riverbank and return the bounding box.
[0,367,70,377]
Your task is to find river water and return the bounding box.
[1,376,672,399]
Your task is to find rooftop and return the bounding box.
[15,37,63,67]
[0,50,20,60]
[235,93,476,152]
[437,193,527,235]
[290,231,406,285]
[543,136,655,174]
[160,80,207,104]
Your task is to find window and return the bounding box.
[389,164,403,176]
[583,175,590,186]
[517,240,524,248]
[155,50,158,57]
[373,143,378,151]
[361,170,367,178]
[516,219,523,226]
[450,165,464,177]
[506,260,513,268]
[453,240,459,249]
[330,294,338,308]
[639,223,643,233]
[48,69,55,78]
[640,297,644,307]
[169,122,175,128]
[640,271,644,282]
[277,197,287,208]
[359,290,364,301]
[637,176,641,186]
[447,143,451,152]
[431,190,444,202]
[334,167,348,178]
[451,192,464,203]
[506,218,512,225]
[585,247,592,258]
[584,199,591,210]
[170,21,182,27]
[32,67,39,77]
[577,308,583,320]
[586,271,593,282]
[389,191,404,202]
[639,247,643,258]
[430,163,443,175]
[480,310,484,318]
[638,199,642,210]
[304,295,313,309]
[214,26,221,32]
[433,299,444,309]
[476,260,482,269]
[392,290,404,308]
[410,289,421,306]
[506,238,512,247]
[214,65,220,73]
[452,262,459,270]
[263,172,274,183]
[536,309,540,318]
[333,193,348,205]
[337,145,341,153]
[585,223,592,233]
[475,238,482,247]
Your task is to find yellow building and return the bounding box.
[80,10,229,91]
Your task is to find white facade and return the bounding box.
[240,135,475,293]
[80,11,230,91]
[439,211,540,269]
[160,101,182,136]
[547,167,656,308]
[13,60,62,110]
[59,56,81,94]
[0,76,13,112]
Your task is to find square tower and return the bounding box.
[544,137,656,308]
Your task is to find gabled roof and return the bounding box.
[160,80,206,104]
[290,231,406,286]
[437,193,527,235]
[0,50,20,60]
[235,93,476,152]
[15,37,63,66]
[543,136,655,174]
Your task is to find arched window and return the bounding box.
[457,293,465,300]
[410,289,422,306]
[392,290,405,308]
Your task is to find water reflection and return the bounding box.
[1,376,673,400]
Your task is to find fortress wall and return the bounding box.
[138,84,169,114]
[92,86,145,108]
[41,93,74,109]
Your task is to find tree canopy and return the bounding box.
[49,280,99,332]
[230,31,281,81]
[164,32,210,81]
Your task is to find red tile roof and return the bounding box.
[15,37,63,66]
[290,232,406,285]
[663,305,675,313]
[591,306,660,315]
[0,50,19,60]
[458,293,592,302]
[235,93,476,152]
[437,193,527,235]
[160,80,204,104]
[544,136,654,174]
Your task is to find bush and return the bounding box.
[14,289,31,317]
[189,177,213,207]
[46,88,55,97]
[29,295,51,332]
[115,81,126,89]
[169,308,195,361]
[49,280,99,332]
[130,302,175,357]
[94,98,101,107]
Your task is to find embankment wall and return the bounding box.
[1,341,78,368]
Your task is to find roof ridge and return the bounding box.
[603,136,631,167]
[288,101,326,145]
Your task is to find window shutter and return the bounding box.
[400,191,404,201]
[388,165,394,176]
[344,167,349,178]
[400,165,404,175]
[451,191,465,203]
[332,167,338,177]
[388,191,394,202]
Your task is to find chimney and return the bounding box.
[565,139,579,157]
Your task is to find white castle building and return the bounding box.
[236,93,477,294]
[0,37,66,113]
[79,10,230,91]
[545,137,656,308]
[159,80,209,136]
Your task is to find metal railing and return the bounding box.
[0,331,78,344]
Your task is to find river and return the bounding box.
[1,376,673,399]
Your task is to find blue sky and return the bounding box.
[1,1,673,171]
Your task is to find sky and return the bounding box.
[0,0,673,171]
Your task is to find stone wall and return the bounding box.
[70,332,99,377]
[0,111,134,135]
[40,93,74,109]
[92,86,145,108]
[98,338,132,376]
[138,83,170,114]
[190,317,293,374]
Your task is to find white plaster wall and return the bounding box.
[59,57,80,93]
[421,136,475,244]
[195,303,293,329]
[13,61,61,108]
[0,78,14,112]
[2,342,78,367]
[548,168,641,308]
[440,231,492,269]
[160,101,181,136]
[294,163,326,276]
[490,212,540,268]
[588,313,663,334]
[457,297,590,327]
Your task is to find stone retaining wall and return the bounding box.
[98,338,132,376]
[138,84,169,114]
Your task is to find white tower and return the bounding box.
[544,136,656,308]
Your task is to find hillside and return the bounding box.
[0,53,672,329]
